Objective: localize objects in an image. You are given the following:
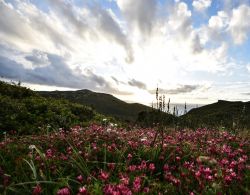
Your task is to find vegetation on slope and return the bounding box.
[0,81,96,134]
[182,100,250,130]
[137,110,178,127]
[1,80,250,134]
[39,90,151,122]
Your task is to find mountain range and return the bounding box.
[39,89,250,129]
[1,80,249,133]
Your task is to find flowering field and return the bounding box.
[0,125,249,194]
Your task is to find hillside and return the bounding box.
[2,80,249,132]
[0,81,96,134]
[182,100,250,129]
[39,89,151,122]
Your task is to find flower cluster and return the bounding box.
[0,125,249,194]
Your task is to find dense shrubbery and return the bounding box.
[0,81,36,99]
[182,100,250,130]
[137,110,177,128]
[0,125,249,194]
[0,81,95,134]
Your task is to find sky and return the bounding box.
[0,0,250,106]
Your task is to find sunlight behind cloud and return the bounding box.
[0,0,250,105]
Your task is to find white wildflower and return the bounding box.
[141,137,147,142]
[29,145,36,150]
[106,128,112,133]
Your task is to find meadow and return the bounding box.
[1,0,250,194]
[1,124,249,194]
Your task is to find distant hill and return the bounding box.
[39,89,151,122]
[182,100,250,129]
[0,81,96,134]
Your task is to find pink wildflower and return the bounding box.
[78,187,87,195]
[100,170,109,181]
[46,149,53,158]
[57,187,70,195]
[195,171,201,178]
[163,164,169,171]
[140,160,147,170]
[128,165,136,172]
[172,178,181,186]
[127,153,132,159]
[77,175,83,183]
[143,187,150,193]
[108,163,115,170]
[229,160,237,168]
[203,167,212,174]
[120,175,130,185]
[221,158,229,165]
[32,184,42,195]
[149,163,155,171]
[224,175,232,183]
[133,176,141,192]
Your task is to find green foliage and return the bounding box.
[0,81,95,134]
[0,81,36,98]
[39,89,151,122]
[137,110,177,127]
[181,100,250,130]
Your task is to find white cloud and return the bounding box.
[148,85,200,95]
[0,1,54,52]
[204,4,250,45]
[192,0,212,12]
[168,2,192,39]
[0,0,249,104]
[208,11,229,30]
[229,4,250,44]
[247,64,250,72]
[25,50,50,67]
[0,0,134,63]
[116,0,157,35]
[200,11,226,46]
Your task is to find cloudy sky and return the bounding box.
[1,0,250,105]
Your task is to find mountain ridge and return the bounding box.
[38,89,151,122]
[183,99,250,129]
